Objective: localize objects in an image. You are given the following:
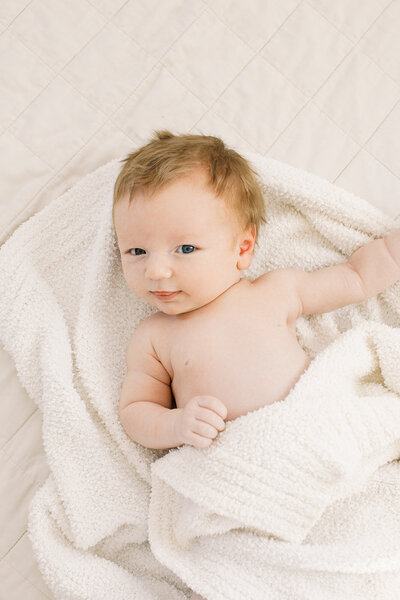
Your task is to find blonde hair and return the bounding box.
[112,130,267,248]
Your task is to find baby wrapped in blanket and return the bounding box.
[113,131,400,600]
[115,130,400,452]
[1,129,400,599]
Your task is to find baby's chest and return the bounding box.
[166,312,304,411]
[172,317,289,374]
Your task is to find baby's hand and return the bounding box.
[175,395,227,448]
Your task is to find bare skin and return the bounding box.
[151,274,310,422]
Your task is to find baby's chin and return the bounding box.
[150,297,201,316]
[154,303,191,315]
[155,305,181,314]
[148,296,185,314]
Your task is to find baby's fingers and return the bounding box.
[196,395,228,421]
[193,419,220,441]
[191,435,213,449]
[188,410,226,448]
[196,408,226,433]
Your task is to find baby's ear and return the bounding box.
[243,224,256,244]
[244,225,256,247]
[240,237,254,253]
[237,228,256,269]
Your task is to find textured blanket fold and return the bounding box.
[1,151,400,599]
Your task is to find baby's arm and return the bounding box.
[119,317,226,449]
[118,317,178,449]
[275,228,400,318]
[349,228,400,297]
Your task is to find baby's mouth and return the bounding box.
[151,291,181,300]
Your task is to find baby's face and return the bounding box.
[114,166,255,316]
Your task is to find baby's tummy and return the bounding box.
[172,352,311,422]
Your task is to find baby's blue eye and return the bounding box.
[127,245,196,256]
[177,245,196,254]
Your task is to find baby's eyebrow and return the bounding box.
[123,233,201,244]
[166,231,200,237]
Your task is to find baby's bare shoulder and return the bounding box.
[137,311,172,345]
[254,269,301,323]
[128,313,163,351]
[141,312,174,378]
[127,311,172,373]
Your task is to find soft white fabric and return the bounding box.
[1,152,400,600]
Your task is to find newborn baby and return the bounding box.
[114,131,400,454]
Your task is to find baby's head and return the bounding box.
[113,130,266,316]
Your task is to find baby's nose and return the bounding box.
[145,257,173,279]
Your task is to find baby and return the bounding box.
[114,130,400,455]
[113,130,400,600]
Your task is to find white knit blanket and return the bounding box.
[1,152,400,600]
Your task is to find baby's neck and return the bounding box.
[175,277,247,320]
